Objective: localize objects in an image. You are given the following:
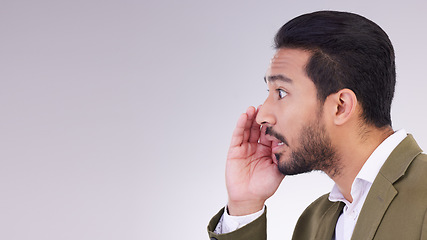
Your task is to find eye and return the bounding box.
[278,89,287,99]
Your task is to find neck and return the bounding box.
[327,125,394,203]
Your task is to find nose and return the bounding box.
[256,99,276,126]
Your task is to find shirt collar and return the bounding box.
[355,129,407,183]
[329,129,407,202]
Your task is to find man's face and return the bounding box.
[256,48,339,176]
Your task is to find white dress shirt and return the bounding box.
[215,129,407,240]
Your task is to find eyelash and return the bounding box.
[267,89,288,99]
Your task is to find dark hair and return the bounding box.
[275,11,395,128]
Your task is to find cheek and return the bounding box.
[276,117,300,144]
[277,104,305,128]
[276,107,313,145]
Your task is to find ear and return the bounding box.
[326,89,358,126]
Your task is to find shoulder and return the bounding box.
[396,152,427,186]
[394,152,427,198]
[411,152,427,172]
[413,152,427,165]
[299,193,334,218]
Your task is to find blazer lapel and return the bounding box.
[350,175,397,240]
[351,134,422,240]
[315,201,345,239]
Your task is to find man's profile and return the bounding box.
[207,11,427,240]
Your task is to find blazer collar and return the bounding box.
[350,134,423,240]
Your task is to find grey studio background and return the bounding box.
[1,0,426,239]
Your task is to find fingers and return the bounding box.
[248,106,261,143]
[230,111,248,147]
[230,106,259,147]
[243,106,256,142]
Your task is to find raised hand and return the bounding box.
[226,106,285,216]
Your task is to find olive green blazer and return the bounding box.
[208,135,427,239]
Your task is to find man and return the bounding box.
[207,11,427,240]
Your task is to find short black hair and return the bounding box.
[275,11,395,128]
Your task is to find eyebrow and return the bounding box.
[264,74,293,84]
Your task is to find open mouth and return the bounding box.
[265,127,289,147]
[272,140,285,153]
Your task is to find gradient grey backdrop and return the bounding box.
[1,0,426,239]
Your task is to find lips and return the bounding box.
[271,140,285,153]
[265,127,289,147]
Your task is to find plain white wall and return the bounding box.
[1,0,426,239]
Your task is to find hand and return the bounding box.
[226,106,285,216]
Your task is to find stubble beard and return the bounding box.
[276,121,341,177]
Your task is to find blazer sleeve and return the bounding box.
[207,207,267,240]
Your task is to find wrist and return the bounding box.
[227,200,265,216]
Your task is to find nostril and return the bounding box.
[260,121,273,128]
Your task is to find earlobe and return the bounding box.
[331,89,357,125]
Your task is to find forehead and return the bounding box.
[266,48,312,84]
